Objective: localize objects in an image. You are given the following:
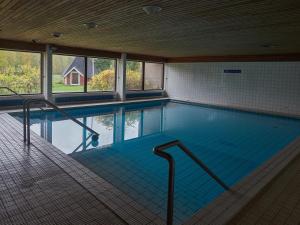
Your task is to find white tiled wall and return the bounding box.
[165,62,300,116]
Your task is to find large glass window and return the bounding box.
[125,61,164,91]
[87,58,116,92]
[52,54,85,93]
[126,61,143,90]
[144,62,163,90]
[0,50,41,95]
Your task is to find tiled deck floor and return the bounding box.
[0,112,164,225]
[0,115,126,225]
[229,155,300,225]
[1,109,300,225]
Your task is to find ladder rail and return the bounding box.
[153,140,230,225]
[24,99,99,145]
[0,86,26,99]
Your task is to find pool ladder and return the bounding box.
[154,140,231,225]
[23,99,99,145]
[0,87,99,145]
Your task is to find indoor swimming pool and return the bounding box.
[11,100,300,224]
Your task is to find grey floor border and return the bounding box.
[2,113,165,225]
[183,136,300,225]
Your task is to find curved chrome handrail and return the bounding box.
[154,140,230,225]
[24,99,99,145]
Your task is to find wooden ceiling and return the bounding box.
[0,0,300,58]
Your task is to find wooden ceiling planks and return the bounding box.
[0,0,299,58]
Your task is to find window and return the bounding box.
[125,61,164,91]
[52,54,85,93]
[0,49,41,95]
[87,58,116,92]
[144,62,163,90]
[126,61,143,90]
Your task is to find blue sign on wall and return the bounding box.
[224,69,242,74]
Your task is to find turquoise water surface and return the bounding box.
[11,100,300,224]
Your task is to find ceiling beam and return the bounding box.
[1,39,300,63]
[0,39,166,62]
[167,54,300,63]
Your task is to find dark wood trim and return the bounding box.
[142,61,145,91]
[114,59,117,92]
[0,38,45,52]
[0,39,166,62]
[162,63,165,90]
[127,53,167,63]
[167,54,300,63]
[84,57,88,92]
[3,39,300,63]
[53,44,121,59]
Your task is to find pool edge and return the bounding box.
[183,135,300,225]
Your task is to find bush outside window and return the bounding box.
[0,50,41,95]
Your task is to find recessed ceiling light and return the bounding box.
[260,44,278,48]
[142,5,162,15]
[52,32,63,38]
[83,22,98,29]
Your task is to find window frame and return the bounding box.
[52,53,117,94]
[86,57,117,93]
[143,61,165,91]
[126,60,164,91]
[0,48,43,96]
[126,60,144,91]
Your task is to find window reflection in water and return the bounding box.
[29,105,164,154]
[124,111,141,140]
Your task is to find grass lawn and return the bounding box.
[52,74,83,93]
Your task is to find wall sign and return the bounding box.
[224,69,242,74]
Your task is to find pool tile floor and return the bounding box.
[0,117,125,225]
[0,113,164,225]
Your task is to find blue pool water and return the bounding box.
[11,100,300,224]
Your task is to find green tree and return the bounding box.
[127,61,141,71]
[88,69,141,91]
[126,70,142,90]
[88,69,115,91]
[94,58,114,72]
[0,65,40,94]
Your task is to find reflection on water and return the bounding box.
[29,105,164,154]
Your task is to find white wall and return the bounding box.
[165,62,300,116]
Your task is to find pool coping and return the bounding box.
[170,98,300,120]
[2,113,165,225]
[183,135,300,225]
[0,97,170,113]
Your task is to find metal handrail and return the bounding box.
[0,86,27,99]
[24,99,99,145]
[0,87,46,138]
[153,140,230,225]
[72,133,94,153]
